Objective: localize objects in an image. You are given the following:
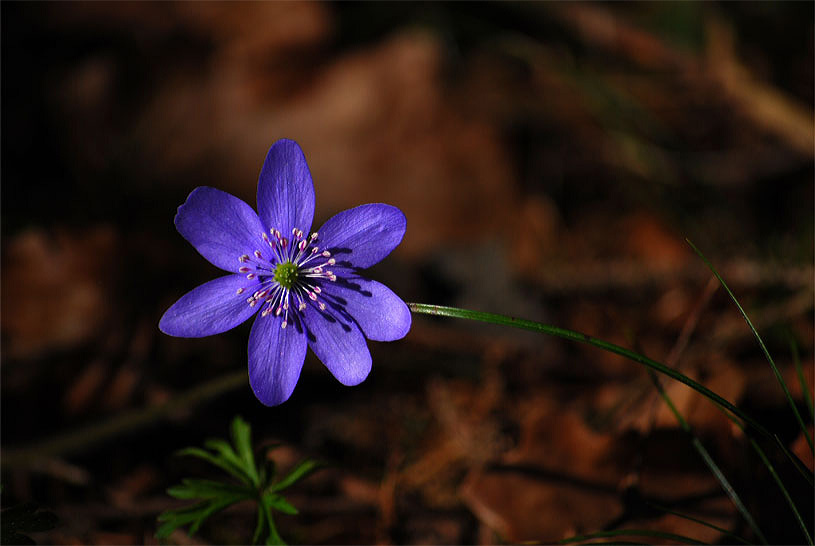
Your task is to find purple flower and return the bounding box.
[159,139,411,406]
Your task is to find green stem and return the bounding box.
[408,303,770,440]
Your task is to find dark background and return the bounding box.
[2,2,813,544]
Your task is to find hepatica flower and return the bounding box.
[160,139,411,405]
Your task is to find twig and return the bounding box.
[2,371,246,468]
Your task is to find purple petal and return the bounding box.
[248,314,308,406]
[322,277,411,341]
[159,274,259,338]
[304,306,372,386]
[316,204,406,269]
[175,187,268,273]
[257,139,315,238]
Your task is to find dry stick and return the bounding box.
[2,371,247,468]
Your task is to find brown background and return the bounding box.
[2,2,813,544]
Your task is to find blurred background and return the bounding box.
[1,2,813,544]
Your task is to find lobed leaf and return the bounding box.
[264,493,298,515]
[269,459,323,493]
[176,446,253,486]
[167,478,254,500]
[156,492,250,539]
[231,416,260,487]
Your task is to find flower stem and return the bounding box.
[407,303,773,445]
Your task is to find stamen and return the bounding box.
[236,288,245,295]
[322,250,331,257]
[239,266,251,273]
[254,250,263,259]
[239,254,250,263]
[246,273,256,280]
[281,320,288,329]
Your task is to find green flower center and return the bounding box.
[273,261,298,289]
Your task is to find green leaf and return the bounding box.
[1,502,58,545]
[156,492,249,539]
[231,416,260,487]
[167,478,254,500]
[158,417,314,544]
[259,493,286,545]
[264,493,298,515]
[259,455,277,487]
[269,459,323,493]
[176,446,253,486]
[203,438,255,483]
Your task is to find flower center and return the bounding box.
[235,228,339,329]
[273,261,298,289]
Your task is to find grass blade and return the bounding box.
[790,336,814,423]
[645,502,752,545]
[558,528,707,544]
[648,370,768,545]
[745,433,813,545]
[686,239,813,456]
